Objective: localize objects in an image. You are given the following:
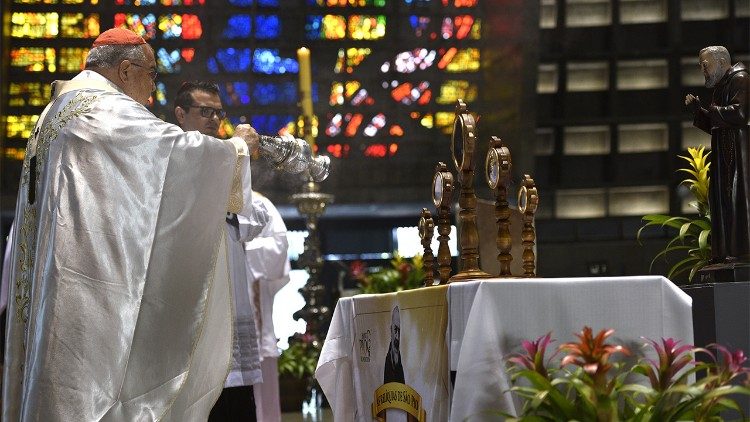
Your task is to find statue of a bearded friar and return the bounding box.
[685,46,749,279]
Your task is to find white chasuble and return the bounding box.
[3,72,243,421]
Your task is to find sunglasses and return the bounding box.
[129,61,158,81]
[186,104,227,119]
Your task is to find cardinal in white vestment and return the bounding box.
[2,28,261,421]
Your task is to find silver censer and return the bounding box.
[258,134,331,182]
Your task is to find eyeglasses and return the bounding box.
[186,104,227,119]
[129,61,158,81]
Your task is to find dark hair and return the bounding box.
[174,81,221,113]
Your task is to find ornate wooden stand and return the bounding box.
[449,100,492,282]
[518,175,539,277]
[433,162,454,284]
[419,208,436,286]
[486,136,513,277]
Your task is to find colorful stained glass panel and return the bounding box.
[114,13,157,39]
[252,49,299,74]
[9,83,52,107]
[60,13,100,38]
[348,15,386,40]
[220,82,251,106]
[436,80,477,104]
[207,48,252,73]
[6,115,40,138]
[11,12,59,38]
[59,48,89,73]
[255,15,281,39]
[10,48,56,72]
[156,48,181,73]
[306,15,346,40]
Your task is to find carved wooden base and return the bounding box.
[449,268,493,282]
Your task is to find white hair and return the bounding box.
[700,46,731,65]
[85,44,147,69]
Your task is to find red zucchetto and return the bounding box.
[92,28,146,48]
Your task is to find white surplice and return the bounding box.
[224,204,267,389]
[2,70,251,421]
[244,193,290,421]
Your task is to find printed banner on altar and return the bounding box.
[371,382,427,421]
[352,285,450,421]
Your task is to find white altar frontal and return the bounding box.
[316,276,693,421]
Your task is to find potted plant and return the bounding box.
[637,146,711,283]
[637,147,750,402]
[277,333,321,412]
[353,253,425,294]
[500,326,750,421]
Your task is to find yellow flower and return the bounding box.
[679,146,711,216]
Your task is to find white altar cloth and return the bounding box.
[317,276,693,421]
[449,276,693,421]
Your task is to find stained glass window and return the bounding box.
[306,15,346,40]
[255,15,281,39]
[309,0,386,6]
[9,83,52,107]
[158,14,183,38]
[207,48,252,73]
[156,14,202,39]
[115,0,157,5]
[59,48,89,72]
[229,0,280,6]
[251,115,295,135]
[5,0,484,195]
[114,13,157,39]
[253,83,298,105]
[180,15,203,38]
[363,143,398,157]
[156,48,182,73]
[348,15,386,39]
[60,13,100,38]
[252,49,299,74]
[220,82,252,106]
[436,80,477,104]
[161,0,205,4]
[4,148,27,161]
[6,115,39,138]
[11,13,59,38]
[326,143,351,158]
[223,15,252,39]
[154,82,168,105]
[334,48,372,74]
[437,47,480,72]
[385,49,436,73]
[10,47,56,72]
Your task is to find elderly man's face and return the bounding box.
[177,90,224,137]
[699,51,725,88]
[122,45,157,105]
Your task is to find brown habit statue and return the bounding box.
[685,46,749,267]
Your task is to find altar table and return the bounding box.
[316,276,693,421]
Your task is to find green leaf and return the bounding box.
[667,255,701,279]
[698,229,710,249]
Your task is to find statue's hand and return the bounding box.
[235,124,259,155]
[685,94,701,114]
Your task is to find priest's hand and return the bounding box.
[685,94,701,114]
[235,124,259,155]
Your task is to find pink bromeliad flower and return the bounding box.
[507,332,556,379]
[639,337,695,392]
[559,327,630,390]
